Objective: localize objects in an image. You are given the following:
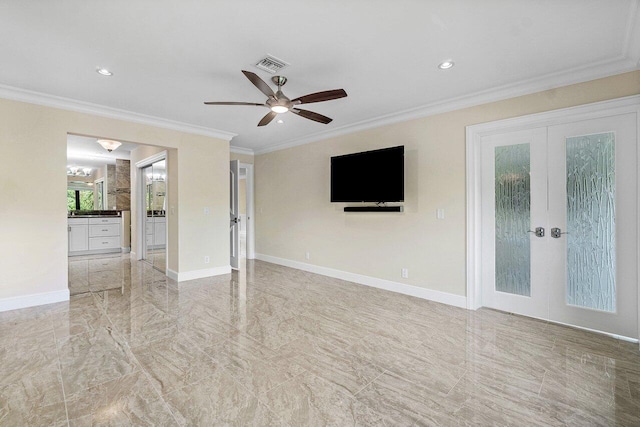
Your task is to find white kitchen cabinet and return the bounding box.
[68,220,89,253]
[68,216,122,256]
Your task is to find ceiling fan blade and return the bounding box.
[258,111,278,127]
[291,108,333,124]
[242,70,275,98]
[204,102,266,106]
[291,89,347,105]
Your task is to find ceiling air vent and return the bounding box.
[254,55,289,74]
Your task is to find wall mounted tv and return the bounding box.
[331,145,404,203]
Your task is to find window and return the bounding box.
[96,181,104,210]
[67,189,94,211]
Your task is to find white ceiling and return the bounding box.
[2,1,639,153]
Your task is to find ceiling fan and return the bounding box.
[204,70,347,126]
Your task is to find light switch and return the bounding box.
[436,208,445,219]
[204,207,210,215]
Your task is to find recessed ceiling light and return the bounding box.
[96,67,113,76]
[276,119,284,124]
[438,60,454,70]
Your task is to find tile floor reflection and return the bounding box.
[1,256,638,425]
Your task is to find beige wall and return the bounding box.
[230,151,254,164]
[255,71,640,297]
[0,97,229,302]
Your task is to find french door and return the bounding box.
[481,113,638,339]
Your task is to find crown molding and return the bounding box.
[625,0,640,67]
[0,83,237,142]
[255,56,639,155]
[230,146,254,155]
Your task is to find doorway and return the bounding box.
[467,97,639,341]
[137,154,168,274]
[230,161,255,270]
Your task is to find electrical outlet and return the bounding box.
[401,268,409,278]
[305,252,310,260]
[204,256,210,264]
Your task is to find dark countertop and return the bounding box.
[68,210,122,218]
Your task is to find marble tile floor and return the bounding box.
[2,257,639,426]
[68,253,133,296]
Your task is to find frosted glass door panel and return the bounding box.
[481,128,548,320]
[547,112,637,339]
[565,132,615,312]
[494,144,531,296]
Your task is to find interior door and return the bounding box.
[230,160,240,270]
[481,128,549,319]
[142,164,154,265]
[547,114,638,338]
[152,159,166,273]
[481,113,638,339]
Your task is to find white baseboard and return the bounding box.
[167,265,232,282]
[0,289,70,313]
[121,247,131,254]
[255,254,467,309]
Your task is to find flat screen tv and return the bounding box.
[331,146,404,202]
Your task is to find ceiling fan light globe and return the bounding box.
[271,105,289,114]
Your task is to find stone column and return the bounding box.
[115,159,131,210]
[106,164,116,209]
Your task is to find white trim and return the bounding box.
[0,84,236,141]
[497,310,639,343]
[230,146,254,155]
[546,318,638,344]
[239,163,255,260]
[623,0,640,68]
[168,265,232,282]
[255,64,639,155]
[466,95,640,338]
[465,95,640,138]
[167,269,179,281]
[134,151,168,169]
[255,254,467,309]
[0,289,70,313]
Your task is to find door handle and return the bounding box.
[551,227,568,238]
[527,227,545,238]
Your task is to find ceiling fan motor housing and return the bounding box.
[268,89,292,112]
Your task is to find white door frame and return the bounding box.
[135,151,168,274]
[240,162,255,259]
[466,95,640,341]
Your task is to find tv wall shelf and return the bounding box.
[344,206,403,212]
